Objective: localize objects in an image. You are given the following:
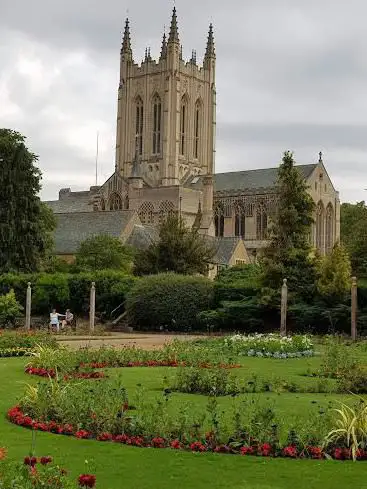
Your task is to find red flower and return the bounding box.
[114,434,130,444]
[282,446,297,458]
[24,456,37,466]
[356,449,367,460]
[122,402,129,412]
[240,446,255,455]
[260,443,272,457]
[170,439,182,449]
[307,446,323,459]
[334,448,344,460]
[190,441,207,452]
[151,437,166,448]
[75,430,90,439]
[78,474,96,488]
[40,456,53,465]
[97,432,113,441]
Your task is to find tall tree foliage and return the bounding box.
[317,243,351,303]
[74,234,134,272]
[340,201,367,276]
[134,215,215,276]
[261,151,317,303]
[0,129,55,272]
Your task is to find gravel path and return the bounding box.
[57,333,204,350]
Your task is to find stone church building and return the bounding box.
[46,8,340,273]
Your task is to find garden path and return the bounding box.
[57,333,205,350]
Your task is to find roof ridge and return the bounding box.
[214,163,317,177]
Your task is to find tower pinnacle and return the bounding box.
[168,7,179,43]
[204,23,215,66]
[121,18,133,62]
[160,31,167,59]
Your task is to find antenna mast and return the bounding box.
[95,131,99,186]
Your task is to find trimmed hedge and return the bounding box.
[125,273,214,331]
[0,271,136,318]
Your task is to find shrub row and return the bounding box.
[0,271,136,318]
[125,273,214,332]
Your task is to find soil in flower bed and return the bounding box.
[7,405,367,462]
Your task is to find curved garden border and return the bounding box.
[24,361,241,379]
[7,405,367,461]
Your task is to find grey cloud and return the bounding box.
[1,0,367,205]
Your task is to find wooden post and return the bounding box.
[280,279,288,336]
[89,282,96,333]
[351,276,357,342]
[25,282,32,330]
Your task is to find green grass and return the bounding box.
[1,357,367,489]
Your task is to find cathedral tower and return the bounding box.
[115,8,216,187]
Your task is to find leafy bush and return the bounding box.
[0,290,23,327]
[323,399,367,460]
[213,264,261,304]
[0,272,136,318]
[319,338,359,379]
[171,366,240,396]
[337,365,367,394]
[125,273,214,331]
[0,331,57,350]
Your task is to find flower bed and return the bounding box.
[7,405,367,461]
[0,451,97,488]
[80,360,240,369]
[0,347,32,358]
[225,333,314,358]
[25,366,106,380]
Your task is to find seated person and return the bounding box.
[49,309,64,332]
[62,309,74,329]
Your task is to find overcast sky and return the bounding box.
[1,0,367,203]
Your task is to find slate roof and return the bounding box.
[188,164,317,192]
[126,225,159,250]
[206,236,242,265]
[45,193,94,214]
[53,210,136,254]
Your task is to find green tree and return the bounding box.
[0,129,56,272]
[134,215,215,276]
[261,151,317,304]
[0,289,23,327]
[340,201,367,276]
[75,234,134,272]
[317,243,352,303]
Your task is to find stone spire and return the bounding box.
[121,18,133,62]
[190,49,197,64]
[319,151,323,163]
[204,23,215,65]
[160,31,167,59]
[168,6,179,44]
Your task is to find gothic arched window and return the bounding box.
[138,201,155,224]
[158,200,175,223]
[109,193,123,211]
[135,96,144,156]
[316,201,324,252]
[179,96,187,156]
[152,94,162,155]
[256,204,268,240]
[194,99,201,159]
[234,203,246,238]
[214,204,224,237]
[325,203,334,253]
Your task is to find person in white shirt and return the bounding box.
[49,309,64,333]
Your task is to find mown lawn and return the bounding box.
[1,356,367,489]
